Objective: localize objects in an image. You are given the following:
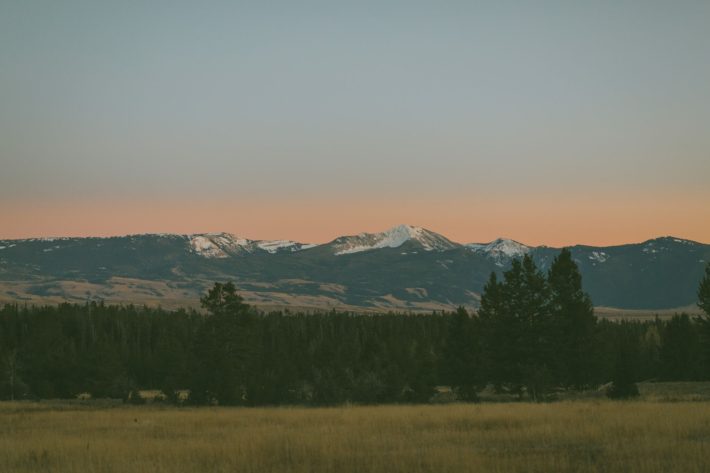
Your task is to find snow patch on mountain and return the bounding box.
[189,234,316,258]
[642,237,698,254]
[466,238,530,266]
[642,241,665,254]
[189,233,252,258]
[333,225,458,255]
[589,251,609,263]
[466,238,529,256]
[256,240,317,254]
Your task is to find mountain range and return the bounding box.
[1,224,708,312]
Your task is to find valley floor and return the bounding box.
[2,395,710,473]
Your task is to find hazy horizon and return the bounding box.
[2,2,709,245]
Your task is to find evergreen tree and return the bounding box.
[698,263,710,317]
[444,307,481,401]
[547,248,597,388]
[638,323,662,381]
[506,256,551,400]
[608,324,640,399]
[200,282,250,317]
[478,272,507,389]
[1,348,22,400]
[478,273,503,320]
[479,256,551,399]
[660,314,701,381]
[191,282,256,405]
[697,263,710,379]
[404,339,438,403]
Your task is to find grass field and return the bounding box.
[2,397,710,473]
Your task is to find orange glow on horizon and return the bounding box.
[1,191,709,247]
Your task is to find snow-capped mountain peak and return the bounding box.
[466,238,530,266]
[331,224,458,255]
[189,233,316,258]
[188,233,253,258]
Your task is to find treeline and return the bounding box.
[1,252,709,404]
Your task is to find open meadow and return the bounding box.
[2,396,710,473]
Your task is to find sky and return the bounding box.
[1,1,709,246]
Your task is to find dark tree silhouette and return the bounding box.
[608,324,640,399]
[443,307,482,401]
[547,248,597,388]
[699,263,710,317]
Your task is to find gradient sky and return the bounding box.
[1,1,709,246]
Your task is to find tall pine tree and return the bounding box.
[697,263,710,379]
[698,263,710,317]
[444,307,482,401]
[479,256,551,399]
[608,323,640,399]
[547,248,597,388]
[191,282,256,405]
[478,271,509,390]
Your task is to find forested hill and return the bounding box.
[1,225,708,310]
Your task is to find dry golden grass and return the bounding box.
[593,305,703,321]
[2,400,710,473]
[0,278,455,313]
[2,278,702,316]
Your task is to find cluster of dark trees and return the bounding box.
[1,252,709,404]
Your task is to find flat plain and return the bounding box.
[2,396,710,473]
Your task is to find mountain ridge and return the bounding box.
[3,225,706,250]
[1,225,708,311]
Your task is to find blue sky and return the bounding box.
[1,1,709,243]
